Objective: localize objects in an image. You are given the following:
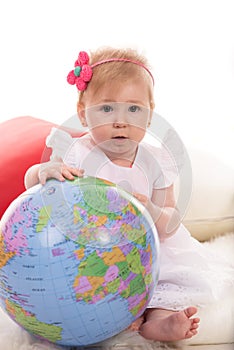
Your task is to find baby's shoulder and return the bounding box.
[140,142,167,162]
[140,141,179,174]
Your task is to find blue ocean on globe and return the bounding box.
[0,176,159,346]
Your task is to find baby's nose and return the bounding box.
[113,120,127,127]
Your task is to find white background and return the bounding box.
[0,0,233,163]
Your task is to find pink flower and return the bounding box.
[67,51,93,92]
[76,77,87,91]
[80,64,92,82]
[67,70,76,85]
[78,51,89,65]
[75,51,89,66]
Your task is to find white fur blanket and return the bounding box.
[0,233,233,350]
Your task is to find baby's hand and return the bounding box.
[132,192,157,220]
[132,192,150,209]
[39,159,84,185]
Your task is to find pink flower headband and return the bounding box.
[67,51,154,92]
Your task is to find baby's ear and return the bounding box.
[148,102,155,127]
[77,102,88,127]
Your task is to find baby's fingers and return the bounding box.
[132,192,147,204]
[39,173,47,186]
[76,168,85,177]
[61,167,84,180]
[39,169,66,185]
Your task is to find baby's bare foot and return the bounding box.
[168,307,200,340]
[139,306,200,341]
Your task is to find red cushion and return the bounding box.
[0,116,82,218]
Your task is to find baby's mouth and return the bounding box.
[112,136,127,139]
[112,136,128,143]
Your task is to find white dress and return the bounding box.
[46,128,234,311]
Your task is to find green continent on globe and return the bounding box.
[5,299,62,343]
[36,206,52,233]
[126,246,145,274]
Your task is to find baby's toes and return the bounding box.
[192,317,200,328]
[191,322,199,330]
[185,329,198,339]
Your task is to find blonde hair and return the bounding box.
[78,47,155,108]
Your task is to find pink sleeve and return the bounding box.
[152,128,186,189]
[46,128,78,168]
[153,147,180,189]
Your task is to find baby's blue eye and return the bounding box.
[128,105,140,112]
[101,105,113,113]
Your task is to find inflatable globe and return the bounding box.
[0,176,159,346]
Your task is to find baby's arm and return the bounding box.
[133,184,180,241]
[24,158,84,189]
[24,164,41,189]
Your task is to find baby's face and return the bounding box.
[80,79,152,161]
